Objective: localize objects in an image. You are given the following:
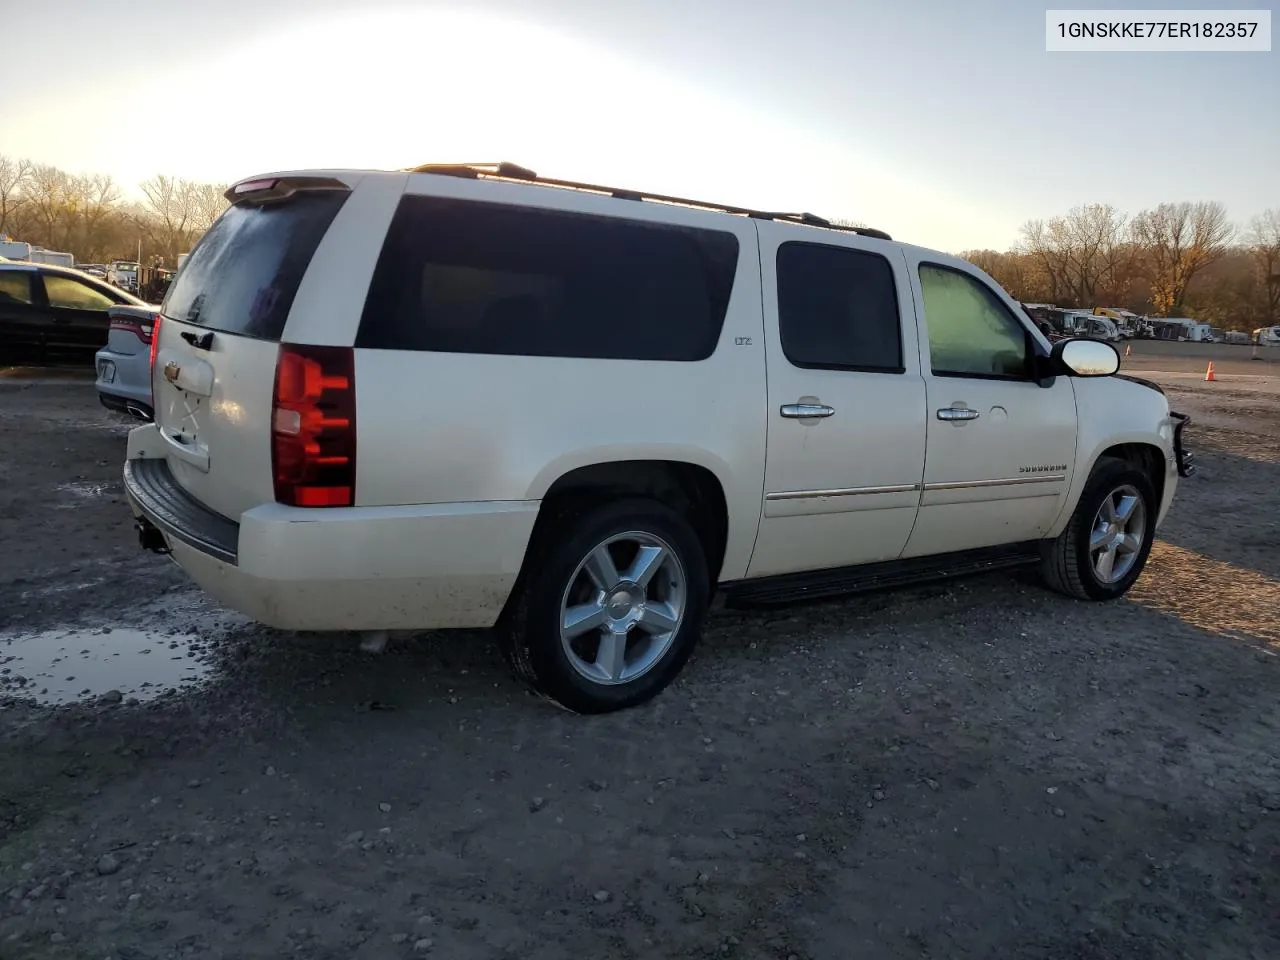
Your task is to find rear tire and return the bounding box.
[499,498,710,714]
[1041,460,1156,601]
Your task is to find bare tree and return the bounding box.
[1245,209,1280,328]
[0,155,32,237]
[1018,219,1070,304]
[1064,203,1131,304]
[189,182,229,235]
[71,174,122,261]
[24,164,73,250]
[140,174,193,259]
[1129,201,1233,315]
[1017,204,1130,307]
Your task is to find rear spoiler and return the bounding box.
[225,176,351,206]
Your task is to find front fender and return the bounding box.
[1046,376,1174,538]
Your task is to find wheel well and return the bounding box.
[1095,443,1165,506]
[533,460,730,583]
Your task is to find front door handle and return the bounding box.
[937,406,980,422]
[781,403,835,419]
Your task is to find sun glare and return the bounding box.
[6,6,1007,248]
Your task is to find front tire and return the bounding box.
[1041,460,1156,601]
[500,498,710,714]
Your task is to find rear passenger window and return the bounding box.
[776,242,903,373]
[357,196,739,361]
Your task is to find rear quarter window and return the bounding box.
[161,191,349,342]
[356,196,740,361]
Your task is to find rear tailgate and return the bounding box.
[150,177,354,521]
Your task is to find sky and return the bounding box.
[1,0,1275,252]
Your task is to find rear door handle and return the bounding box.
[780,403,835,419]
[937,406,980,421]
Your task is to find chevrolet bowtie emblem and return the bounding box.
[164,362,181,383]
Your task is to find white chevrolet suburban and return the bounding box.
[121,162,1195,714]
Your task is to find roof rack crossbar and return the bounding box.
[402,162,891,241]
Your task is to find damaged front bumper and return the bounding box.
[1170,411,1195,477]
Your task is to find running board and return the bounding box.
[722,542,1044,608]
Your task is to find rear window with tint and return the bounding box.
[356,196,739,361]
[161,191,349,341]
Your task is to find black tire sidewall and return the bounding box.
[516,498,710,714]
[1071,463,1157,600]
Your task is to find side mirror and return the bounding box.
[1052,338,1120,377]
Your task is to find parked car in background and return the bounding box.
[1225,330,1252,345]
[0,260,147,365]
[79,263,108,279]
[1253,325,1280,346]
[95,304,161,420]
[1093,307,1140,338]
[108,261,140,294]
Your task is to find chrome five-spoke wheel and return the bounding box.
[559,532,687,685]
[1089,483,1147,584]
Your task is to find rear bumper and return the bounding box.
[94,346,152,415]
[123,450,540,631]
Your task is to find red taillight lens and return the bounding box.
[148,314,162,403]
[148,314,162,369]
[271,344,356,508]
[109,318,154,345]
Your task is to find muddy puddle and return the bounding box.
[0,626,213,705]
[54,479,118,506]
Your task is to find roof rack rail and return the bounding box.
[402,162,891,241]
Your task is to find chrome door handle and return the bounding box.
[780,403,835,419]
[937,406,980,421]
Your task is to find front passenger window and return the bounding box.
[919,264,1030,379]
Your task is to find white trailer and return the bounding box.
[1163,318,1214,342]
[28,248,75,267]
[0,240,32,260]
[0,241,74,267]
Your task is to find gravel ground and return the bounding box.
[0,364,1277,960]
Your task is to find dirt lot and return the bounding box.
[1,362,1277,960]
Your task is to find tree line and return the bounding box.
[2,153,1276,331]
[0,154,228,268]
[961,201,1280,332]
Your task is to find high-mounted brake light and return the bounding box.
[271,344,357,508]
[233,178,279,196]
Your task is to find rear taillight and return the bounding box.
[271,344,357,508]
[147,314,162,404]
[109,317,156,345]
[148,314,162,370]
